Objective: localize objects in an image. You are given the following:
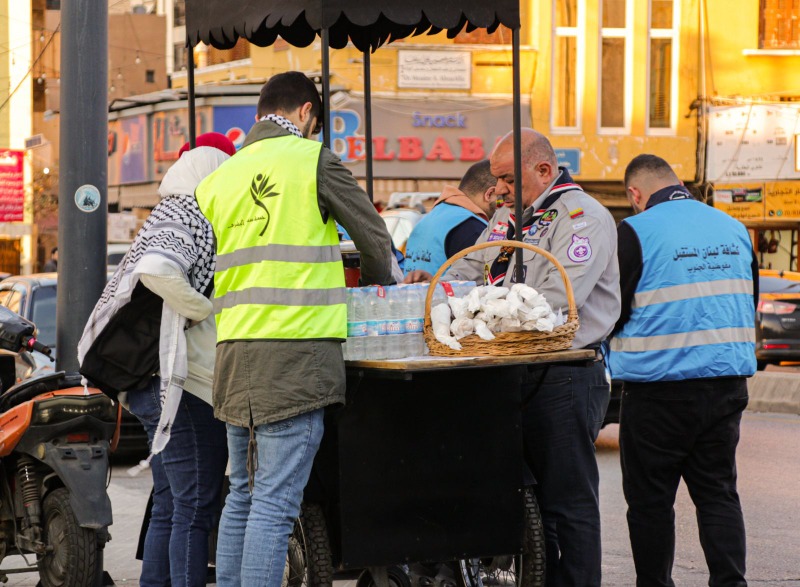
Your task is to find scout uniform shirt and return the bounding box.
[447,168,621,349]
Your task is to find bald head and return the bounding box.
[490,128,559,208]
[624,154,681,213]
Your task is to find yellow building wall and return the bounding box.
[530,0,699,183]
[705,0,800,98]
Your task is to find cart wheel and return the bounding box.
[355,566,412,587]
[283,501,334,587]
[456,487,545,587]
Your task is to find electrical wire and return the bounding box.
[0,22,61,113]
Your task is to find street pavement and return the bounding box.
[0,412,797,586]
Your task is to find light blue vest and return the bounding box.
[404,203,487,275]
[609,199,756,382]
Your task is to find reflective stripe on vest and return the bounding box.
[404,203,488,275]
[609,199,756,382]
[195,135,346,342]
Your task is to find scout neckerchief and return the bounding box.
[487,168,582,285]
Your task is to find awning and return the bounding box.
[185,0,520,52]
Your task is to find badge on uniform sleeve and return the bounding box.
[569,208,584,219]
[539,210,558,225]
[567,234,592,263]
[488,221,509,242]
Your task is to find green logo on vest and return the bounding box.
[250,173,280,236]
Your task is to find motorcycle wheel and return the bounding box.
[355,566,412,587]
[283,502,334,587]
[456,487,545,587]
[37,487,98,587]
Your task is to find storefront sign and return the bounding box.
[325,95,530,179]
[707,104,800,182]
[765,181,800,219]
[0,150,24,222]
[398,50,471,90]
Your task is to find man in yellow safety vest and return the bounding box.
[195,71,396,587]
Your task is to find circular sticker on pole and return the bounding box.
[74,185,101,213]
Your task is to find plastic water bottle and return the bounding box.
[366,286,388,360]
[432,282,448,310]
[384,286,405,359]
[346,288,367,361]
[402,284,426,357]
[453,280,477,298]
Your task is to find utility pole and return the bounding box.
[56,0,108,372]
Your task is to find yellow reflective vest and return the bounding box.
[195,135,346,343]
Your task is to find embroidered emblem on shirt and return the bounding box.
[539,210,558,225]
[569,208,584,219]
[572,221,588,230]
[567,234,592,263]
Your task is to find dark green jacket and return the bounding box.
[212,120,395,426]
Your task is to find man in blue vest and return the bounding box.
[404,159,497,275]
[610,154,758,587]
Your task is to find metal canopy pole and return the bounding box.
[512,27,524,282]
[363,51,374,201]
[187,45,197,148]
[321,28,331,148]
[56,0,108,372]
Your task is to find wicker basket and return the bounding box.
[423,240,579,357]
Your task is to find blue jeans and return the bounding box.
[522,361,610,587]
[127,377,228,587]
[216,409,325,587]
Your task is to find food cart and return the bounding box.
[183,2,596,585]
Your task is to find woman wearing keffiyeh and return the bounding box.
[78,132,235,587]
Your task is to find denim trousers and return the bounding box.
[522,361,610,587]
[215,408,325,587]
[127,377,228,587]
[620,378,748,587]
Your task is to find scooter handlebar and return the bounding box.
[24,337,54,362]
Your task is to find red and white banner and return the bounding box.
[0,150,24,223]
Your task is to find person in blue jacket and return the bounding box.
[611,154,758,587]
[404,160,497,275]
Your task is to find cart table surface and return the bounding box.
[346,348,596,372]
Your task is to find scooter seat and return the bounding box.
[0,372,84,412]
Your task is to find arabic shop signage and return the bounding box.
[0,150,24,222]
[398,50,471,90]
[714,181,800,220]
[325,95,531,179]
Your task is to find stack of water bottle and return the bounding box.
[344,281,477,360]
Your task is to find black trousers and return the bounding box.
[620,378,748,587]
[523,361,610,587]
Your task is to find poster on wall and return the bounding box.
[108,115,148,186]
[707,104,800,182]
[0,150,24,222]
[713,182,765,221]
[213,106,257,149]
[152,107,212,179]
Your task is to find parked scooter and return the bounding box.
[0,305,119,586]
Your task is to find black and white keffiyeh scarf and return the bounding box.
[78,147,228,468]
[259,114,303,138]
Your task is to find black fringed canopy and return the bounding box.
[185,0,527,276]
[185,0,520,51]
